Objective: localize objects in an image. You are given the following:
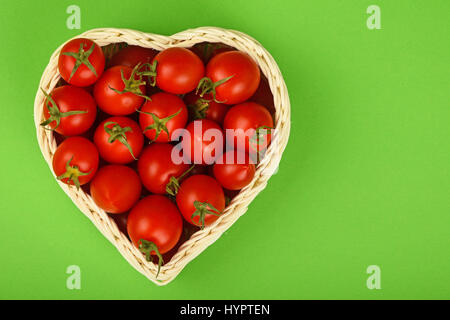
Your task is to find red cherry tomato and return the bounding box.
[90,165,142,214]
[176,175,225,228]
[94,116,144,164]
[184,92,228,125]
[204,51,260,105]
[223,102,274,156]
[41,85,96,136]
[138,92,188,142]
[181,119,224,165]
[58,38,105,87]
[127,195,183,269]
[138,143,189,195]
[213,150,256,190]
[52,136,99,188]
[109,45,157,68]
[93,65,146,115]
[153,47,205,94]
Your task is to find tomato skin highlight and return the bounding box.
[109,45,157,68]
[223,102,274,155]
[138,92,188,142]
[90,165,142,214]
[206,51,260,105]
[127,195,183,254]
[153,47,205,94]
[93,66,146,116]
[58,38,105,87]
[182,119,224,165]
[176,175,225,227]
[93,116,144,164]
[213,150,256,190]
[138,143,189,194]
[52,136,99,186]
[43,85,97,136]
[184,92,228,125]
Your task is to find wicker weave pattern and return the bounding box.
[34,27,290,285]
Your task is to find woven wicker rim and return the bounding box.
[34,27,291,286]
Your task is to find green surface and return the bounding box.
[0,0,448,299]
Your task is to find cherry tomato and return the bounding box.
[94,116,144,164]
[93,65,146,116]
[203,51,260,105]
[162,220,199,262]
[41,85,97,136]
[58,38,105,87]
[109,45,157,68]
[127,195,183,272]
[176,175,225,229]
[138,92,188,142]
[52,136,99,188]
[153,47,204,94]
[184,92,228,125]
[138,143,189,195]
[213,150,256,190]
[181,119,224,165]
[223,102,274,156]
[90,165,142,214]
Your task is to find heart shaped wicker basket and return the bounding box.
[34,27,290,285]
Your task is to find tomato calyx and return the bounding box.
[250,125,273,146]
[250,125,273,163]
[108,63,150,100]
[196,76,234,103]
[137,108,182,142]
[225,195,232,207]
[200,43,228,62]
[56,156,91,190]
[201,43,214,62]
[104,121,137,160]
[39,88,87,130]
[138,239,164,278]
[188,98,211,120]
[191,200,223,229]
[137,61,158,87]
[61,42,98,81]
[166,164,196,196]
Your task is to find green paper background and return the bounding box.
[0,0,448,299]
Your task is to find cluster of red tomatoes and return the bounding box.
[45,38,275,275]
